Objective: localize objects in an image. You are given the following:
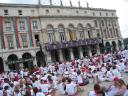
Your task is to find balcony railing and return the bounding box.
[45,38,102,51]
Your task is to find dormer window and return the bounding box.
[106,13,108,16]
[18,10,22,15]
[84,11,87,14]
[76,11,79,14]
[112,13,114,16]
[57,10,60,13]
[4,10,8,15]
[46,10,49,14]
[100,12,102,16]
[93,12,95,16]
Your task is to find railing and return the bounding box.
[45,38,102,51]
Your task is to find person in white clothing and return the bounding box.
[112,66,121,78]
[36,89,45,96]
[65,78,77,96]
[58,78,66,95]
[89,84,101,96]
[39,77,50,95]
[106,68,114,81]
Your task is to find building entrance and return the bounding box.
[0,57,4,73]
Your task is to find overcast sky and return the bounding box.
[1,0,128,38]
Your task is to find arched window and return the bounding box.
[87,24,93,38]
[47,25,55,43]
[58,24,66,42]
[68,24,77,40]
[78,24,84,40]
[104,29,107,39]
[109,28,113,38]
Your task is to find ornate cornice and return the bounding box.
[0,3,116,12]
[40,15,118,19]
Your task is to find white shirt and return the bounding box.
[0,90,3,96]
[119,63,125,71]
[112,69,121,78]
[77,75,83,84]
[39,83,50,93]
[14,92,22,96]
[106,71,113,79]
[107,85,118,96]
[32,80,40,88]
[36,92,45,96]
[58,83,65,94]
[124,90,128,96]
[66,82,77,95]
[89,91,96,96]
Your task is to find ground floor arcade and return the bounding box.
[0,39,124,72]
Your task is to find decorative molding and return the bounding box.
[0,3,116,12]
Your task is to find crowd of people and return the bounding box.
[0,49,128,96]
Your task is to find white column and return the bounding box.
[79,47,84,59]
[46,51,52,64]
[69,48,74,60]
[97,45,100,55]
[59,49,64,62]
[33,57,38,66]
[89,46,92,57]
[97,48,100,55]
[3,62,9,71]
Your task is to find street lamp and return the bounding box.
[36,40,47,67]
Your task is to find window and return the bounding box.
[7,35,14,49]
[113,20,117,26]
[101,29,104,38]
[84,11,87,14]
[88,30,93,38]
[107,30,110,38]
[115,29,119,37]
[96,29,100,37]
[112,13,114,16]
[34,34,39,46]
[58,25,66,42]
[57,10,60,13]
[87,24,93,39]
[76,11,79,14]
[47,25,55,43]
[5,21,11,32]
[4,10,8,15]
[104,29,107,38]
[31,10,35,15]
[32,20,38,30]
[78,24,84,40]
[108,20,111,26]
[69,24,77,40]
[101,20,104,26]
[46,10,49,14]
[106,13,108,16]
[93,12,95,16]
[109,28,113,38]
[21,34,28,48]
[100,12,102,16]
[31,10,35,12]
[19,21,25,31]
[94,20,98,27]
[18,10,22,15]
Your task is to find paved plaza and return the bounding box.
[56,73,128,96]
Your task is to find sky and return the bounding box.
[0,0,128,38]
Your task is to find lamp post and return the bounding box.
[37,41,47,67]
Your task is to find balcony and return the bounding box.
[45,38,101,51]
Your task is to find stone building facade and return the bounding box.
[0,2,123,71]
